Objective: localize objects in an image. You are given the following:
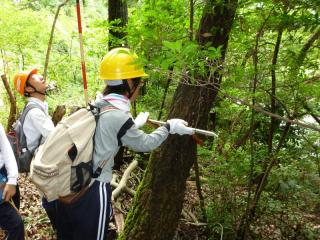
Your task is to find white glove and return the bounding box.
[134,112,150,128]
[167,119,195,135]
[95,92,103,100]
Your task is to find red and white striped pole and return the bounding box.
[76,0,88,106]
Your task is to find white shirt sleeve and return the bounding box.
[28,108,55,139]
[0,124,18,185]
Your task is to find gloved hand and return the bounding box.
[134,112,150,128]
[167,119,195,135]
[95,92,103,100]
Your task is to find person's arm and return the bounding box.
[28,108,55,139]
[108,111,193,153]
[121,119,170,152]
[0,125,18,201]
[0,125,18,185]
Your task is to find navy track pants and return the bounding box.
[42,198,58,230]
[57,181,112,240]
[0,202,24,240]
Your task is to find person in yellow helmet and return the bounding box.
[56,48,194,240]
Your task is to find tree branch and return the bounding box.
[43,0,70,80]
[268,28,283,152]
[1,74,17,132]
[112,160,138,200]
[220,90,320,132]
[232,121,260,149]
[296,27,320,67]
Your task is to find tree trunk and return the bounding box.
[1,74,17,132]
[268,28,283,153]
[121,1,238,239]
[189,0,194,41]
[51,105,66,126]
[158,67,173,120]
[108,0,128,48]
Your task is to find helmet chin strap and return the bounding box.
[123,81,136,99]
[129,86,139,100]
[25,83,47,97]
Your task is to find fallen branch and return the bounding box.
[179,219,207,227]
[112,160,138,200]
[182,209,199,223]
[113,201,125,233]
[111,177,135,196]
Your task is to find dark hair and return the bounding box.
[24,75,33,97]
[102,83,128,95]
[102,78,141,96]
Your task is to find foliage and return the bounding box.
[0,0,319,239]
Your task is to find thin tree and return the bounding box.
[43,0,70,81]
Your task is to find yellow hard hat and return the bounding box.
[99,48,148,80]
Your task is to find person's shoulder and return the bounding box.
[100,109,129,119]
[99,110,131,128]
[24,105,49,126]
[26,106,46,117]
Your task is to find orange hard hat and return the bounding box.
[13,68,38,96]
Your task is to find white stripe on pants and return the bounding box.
[97,182,108,240]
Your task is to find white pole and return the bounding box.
[148,119,218,137]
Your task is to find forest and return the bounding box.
[0,0,319,239]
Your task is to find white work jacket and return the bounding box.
[0,124,18,185]
[23,97,55,152]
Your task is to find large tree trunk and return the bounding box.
[121,1,238,239]
[108,0,128,48]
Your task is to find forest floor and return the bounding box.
[16,170,320,240]
[18,164,207,240]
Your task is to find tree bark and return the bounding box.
[121,1,238,239]
[51,105,66,126]
[158,67,173,120]
[108,0,128,48]
[193,158,206,221]
[1,74,17,132]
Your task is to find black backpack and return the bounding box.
[7,104,43,173]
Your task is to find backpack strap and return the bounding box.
[92,106,134,178]
[99,105,135,146]
[117,118,135,146]
[91,106,116,178]
[19,103,45,126]
[19,103,45,152]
